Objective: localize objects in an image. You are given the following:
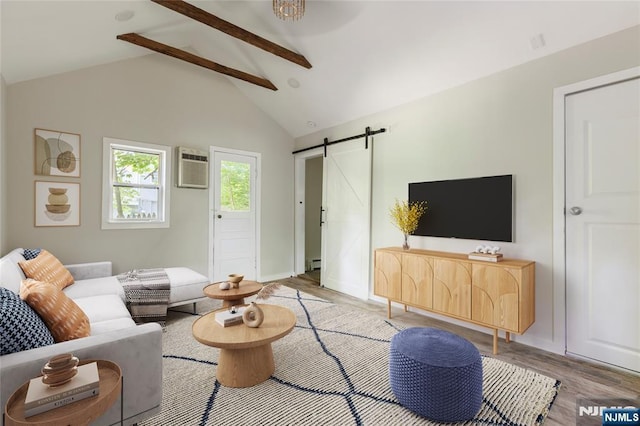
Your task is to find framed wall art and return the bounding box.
[34,128,81,177]
[34,181,80,227]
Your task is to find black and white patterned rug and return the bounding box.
[140,286,560,426]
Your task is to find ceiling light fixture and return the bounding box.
[287,78,300,88]
[115,10,135,22]
[273,0,305,21]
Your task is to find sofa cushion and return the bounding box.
[90,317,137,335]
[73,295,131,325]
[20,279,90,342]
[22,248,42,260]
[0,287,55,355]
[19,250,74,291]
[63,276,125,301]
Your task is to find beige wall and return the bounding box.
[4,54,295,278]
[295,25,640,353]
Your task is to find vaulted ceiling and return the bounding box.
[2,1,639,138]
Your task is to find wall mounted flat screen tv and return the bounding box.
[408,175,513,242]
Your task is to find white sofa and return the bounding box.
[0,248,209,425]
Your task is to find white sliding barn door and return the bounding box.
[321,140,372,300]
[565,77,640,373]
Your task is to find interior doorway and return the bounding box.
[303,156,323,284]
[294,147,324,282]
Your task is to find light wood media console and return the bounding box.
[374,247,535,354]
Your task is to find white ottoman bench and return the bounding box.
[165,267,210,312]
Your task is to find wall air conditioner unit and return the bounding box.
[177,146,209,189]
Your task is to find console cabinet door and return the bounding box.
[432,259,471,319]
[374,250,402,300]
[401,253,433,309]
[471,264,520,332]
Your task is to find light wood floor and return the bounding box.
[285,276,640,426]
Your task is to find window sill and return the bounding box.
[101,220,170,230]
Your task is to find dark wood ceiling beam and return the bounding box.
[117,33,277,91]
[151,0,312,69]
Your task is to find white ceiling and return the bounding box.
[2,1,639,138]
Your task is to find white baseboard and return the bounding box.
[260,272,295,283]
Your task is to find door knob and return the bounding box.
[217,214,222,219]
[568,206,583,216]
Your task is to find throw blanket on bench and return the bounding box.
[117,268,170,327]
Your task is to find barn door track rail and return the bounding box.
[292,126,387,156]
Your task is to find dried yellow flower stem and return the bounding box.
[389,199,427,235]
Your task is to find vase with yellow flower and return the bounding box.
[389,199,427,250]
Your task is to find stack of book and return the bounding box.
[215,307,245,327]
[468,252,503,262]
[24,362,100,417]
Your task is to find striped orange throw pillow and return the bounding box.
[19,279,90,342]
[19,249,74,291]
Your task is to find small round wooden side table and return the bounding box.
[4,359,122,426]
[203,281,263,308]
[192,304,296,388]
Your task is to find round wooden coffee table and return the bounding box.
[203,281,263,308]
[192,304,296,388]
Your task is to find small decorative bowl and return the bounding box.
[228,274,243,283]
[228,274,243,289]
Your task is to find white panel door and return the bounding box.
[321,140,372,300]
[566,77,640,372]
[211,151,257,282]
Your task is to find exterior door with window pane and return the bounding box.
[212,151,257,282]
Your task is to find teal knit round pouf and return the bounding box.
[389,327,483,422]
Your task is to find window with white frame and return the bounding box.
[102,137,171,229]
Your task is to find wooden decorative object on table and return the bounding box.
[41,353,79,386]
[227,274,243,289]
[241,282,281,328]
[242,302,264,328]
